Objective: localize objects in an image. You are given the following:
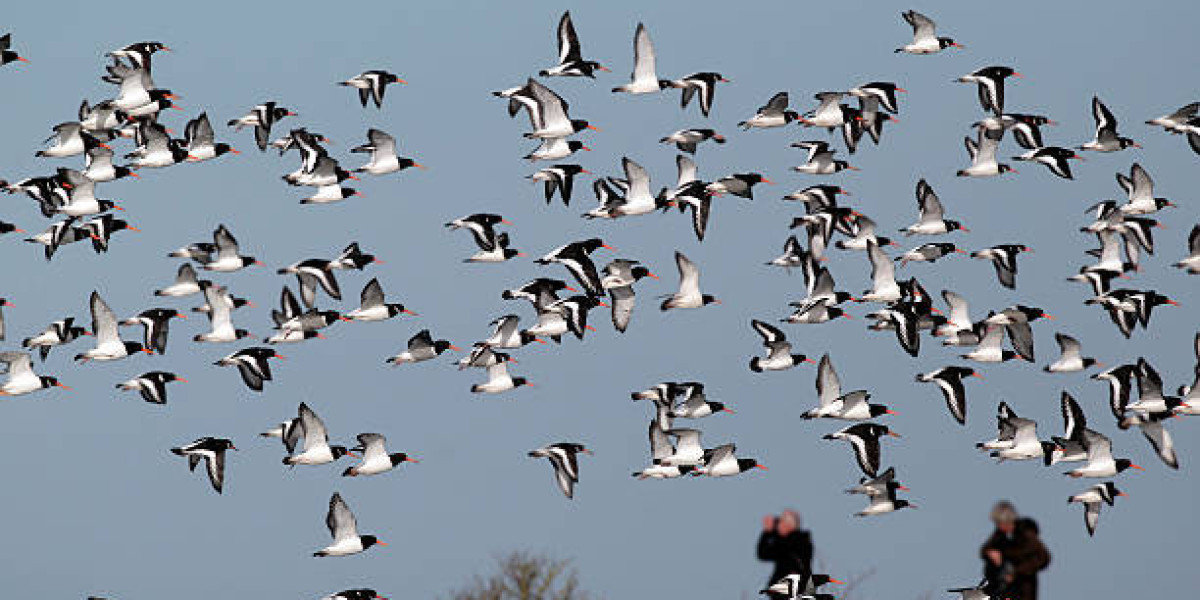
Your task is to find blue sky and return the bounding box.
[0,1,1196,598]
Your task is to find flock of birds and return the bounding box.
[0,7,1198,600]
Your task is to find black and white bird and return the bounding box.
[351,129,423,175]
[895,242,966,266]
[693,443,766,477]
[1116,163,1174,215]
[215,347,283,391]
[120,308,185,354]
[339,70,405,108]
[611,23,668,94]
[823,423,899,477]
[1066,429,1143,478]
[1119,410,1179,470]
[1013,146,1084,180]
[314,493,386,557]
[661,251,719,310]
[117,371,185,405]
[194,283,252,343]
[76,292,150,363]
[511,78,596,139]
[902,179,966,235]
[1044,333,1100,373]
[170,437,236,494]
[1,33,30,66]
[749,319,813,372]
[284,403,354,466]
[182,112,238,161]
[228,102,295,150]
[895,10,961,54]
[539,12,608,77]
[446,213,520,262]
[915,366,980,425]
[321,589,387,600]
[792,141,857,174]
[957,66,1021,115]
[471,360,531,393]
[197,225,259,272]
[957,125,1014,177]
[1079,97,1139,152]
[668,72,729,117]
[535,238,612,295]
[386,330,458,365]
[660,129,725,154]
[0,351,68,396]
[528,442,591,498]
[601,259,657,332]
[344,433,417,477]
[855,479,916,517]
[738,92,799,129]
[1068,481,1125,536]
[21,318,87,362]
[346,278,414,322]
[971,244,1030,289]
[804,354,891,420]
[529,164,588,205]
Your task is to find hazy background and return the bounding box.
[0,1,1196,598]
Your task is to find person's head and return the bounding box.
[777,509,801,535]
[990,501,1018,533]
[1015,517,1040,539]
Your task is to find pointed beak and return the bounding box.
[176,378,189,383]
[586,125,601,131]
[755,464,768,470]
[761,178,775,185]
[1130,464,1144,470]
[721,407,735,414]
[56,383,72,390]
[646,272,659,279]
[887,431,902,438]
[272,354,286,360]
[403,309,418,315]
[601,244,616,251]
[828,579,846,585]
[448,345,462,351]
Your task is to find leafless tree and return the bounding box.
[447,550,595,600]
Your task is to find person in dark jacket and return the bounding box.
[757,509,814,587]
[980,502,1051,600]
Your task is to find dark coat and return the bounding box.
[757,529,814,585]
[980,519,1050,600]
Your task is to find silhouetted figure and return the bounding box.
[757,509,814,586]
[980,502,1050,600]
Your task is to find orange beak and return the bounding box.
[586,125,601,131]
[176,378,189,383]
[56,383,72,390]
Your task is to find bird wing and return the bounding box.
[675,154,697,188]
[213,225,240,260]
[360,278,385,309]
[609,285,635,333]
[867,241,897,292]
[622,157,651,200]
[298,402,330,452]
[1092,96,1117,132]
[357,433,387,462]
[205,450,226,493]
[816,354,841,407]
[90,291,120,347]
[751,319,786,346]
[529,79,570,132]
[904,10,937,40]
[942,290,971,329]
[326,493,359,542]
[556,11,583,63]
[631,23,657,84]
[1060,391,1087,440]
[916,179,946,224]
[674,251,701,299]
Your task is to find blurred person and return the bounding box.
[757,509,814,586]
[980,502,1050,600]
